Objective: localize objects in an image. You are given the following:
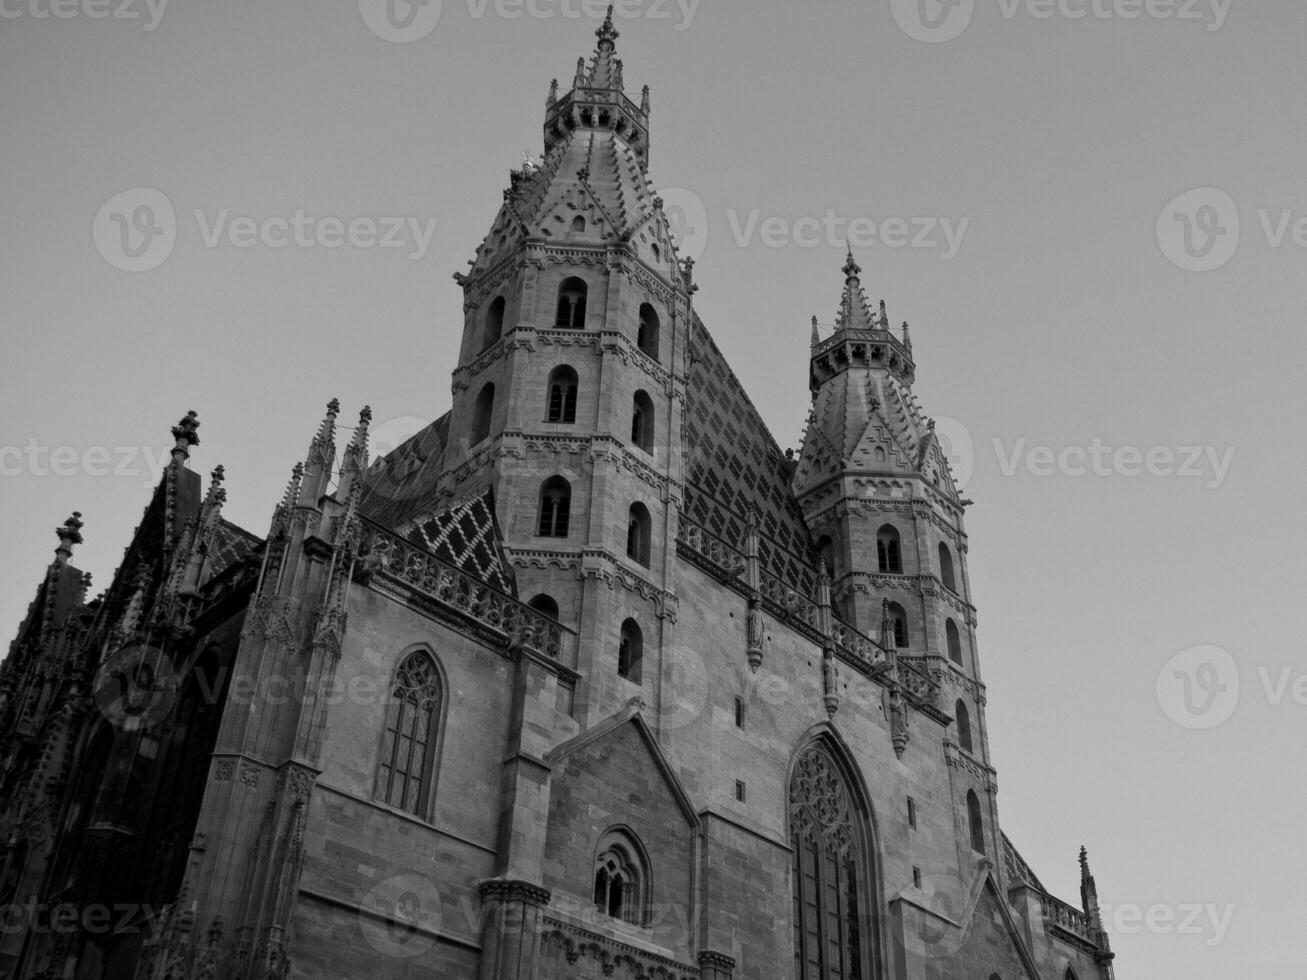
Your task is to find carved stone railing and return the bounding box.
[358,519,579,670]
[897,656,942,706]
[1040,893,1099,945]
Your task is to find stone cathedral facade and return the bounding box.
[0,13,1118,980]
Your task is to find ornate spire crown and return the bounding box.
[809,251,916,389]
[543,4,652,169]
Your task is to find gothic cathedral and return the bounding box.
[0,12,1117,980]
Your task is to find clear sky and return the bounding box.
[2,1,1303,977]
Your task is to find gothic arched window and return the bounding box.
[555,277,588,328]
[482,295,506,351]
[945,619,962,665]
[632,391,654,453]
[546,365,579,423]
[955,699,973,753]
[471,383,495,444]
[618,619,642,683]
[876,525,902,574]
[375,650,443,818]
[638,303,660,359]
[938,542,956,592]
[593,831,648,925]
[967,789,985,853]
[571,215,586,233]
[627,503,652,567]
[538,477,572,538]
[790,742,872,980]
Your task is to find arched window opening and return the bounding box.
[790,742,870,980]
[537,477,572,538]
[471,383,495,444]
[877,524,902,573]
[955,699,973,753]
[631,391,654,453]
[618,619,642,683]
[938,542,957,592]
[546,365,579,423]
[946,619,963,665]
[571,215,586,233]
[528,594,560,620]
[967,789,985,853]
[627,503,652,567]
[886,602,908,649]
[637,303,660,359]
[482,295,506,352]
[375,651,442,817]
[555,277,588,328]
[593,833,647,925]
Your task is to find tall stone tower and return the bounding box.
[792,251,996,859]
[444,9,693,726]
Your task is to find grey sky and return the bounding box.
[2,1,1303,976]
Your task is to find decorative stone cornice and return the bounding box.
[478,878,552,906]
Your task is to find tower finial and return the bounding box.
[547,78,559,106]
[170,410,200,467]
[596,3,619,47]
[810,316,820,350]
[641,84,651,114]
[54,512,84,564]
[843,248,861,284]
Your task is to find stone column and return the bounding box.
[697,949,735,980]
[477,879,552,980]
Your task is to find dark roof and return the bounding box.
[408,488,516,595]
[359,413,452,530]
[208,519,263,577]
[683,320,818,593]
[1001,832,1047,893]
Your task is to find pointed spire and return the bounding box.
[204,465,227,509]
[879,299,888,329]
[810,316,821,351]
[640,84,651,114]
[170,410,200,467]
[832,251,878,333]
[843,247,861,285]
[901,321,912,351]
[574,57,586,87]
[547,78,559,107]
[596,3,619,48]
[54,512,84,565]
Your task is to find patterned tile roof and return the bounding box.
[683,320,818,594]
[408,488,516,596]
[208,519,263,577]
[359,414,452,530]
[1001,831,1048,893]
